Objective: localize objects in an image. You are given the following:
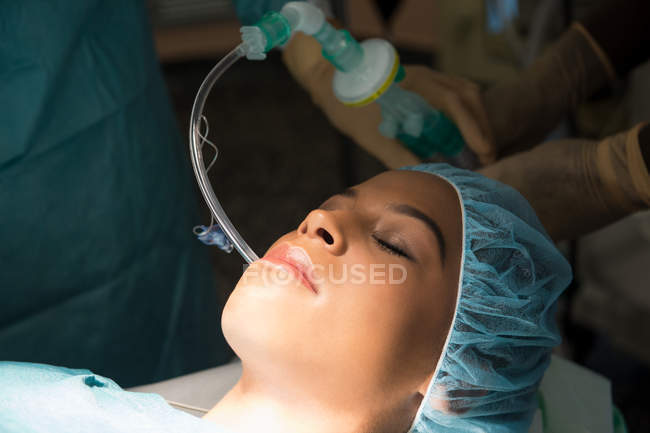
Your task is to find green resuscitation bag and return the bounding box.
[0,0,232,387]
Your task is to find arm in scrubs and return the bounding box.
[0,0,231,386]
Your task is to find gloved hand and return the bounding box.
[281,27,509,168]
[399,66,496,165]
[282,31,421,168]
[483,23,616,156]
[233,0,291,25]
[284,18,618,170]
[480,123,650,241]
[282,27,495,167]
[398,22,616,164]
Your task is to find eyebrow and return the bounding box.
[333,188,447,263]
[387,203,446,264]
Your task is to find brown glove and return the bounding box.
[282,28,495,167]
[480,123,650,241]
[282,21,616,170]
[483,23,616,157]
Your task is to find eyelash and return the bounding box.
[372,235,411,260]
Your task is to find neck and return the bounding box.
[203,364,416,433]
[204,376,361,433]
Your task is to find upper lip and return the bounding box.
[261,243,318,293]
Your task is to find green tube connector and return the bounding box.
[248,9,364,73]
[312,22,363,72]
[255,12,292,52]
[397,112,465,158]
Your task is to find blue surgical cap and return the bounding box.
[402,164,572,433]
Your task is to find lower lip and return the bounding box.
[259,258,317,294]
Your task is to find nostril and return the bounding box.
[317,228,334,245]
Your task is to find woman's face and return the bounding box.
[222,170,462,410]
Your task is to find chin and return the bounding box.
[221,280,262,360]
[221,260,322,367]
[221,270,294,363]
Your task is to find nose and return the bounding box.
[298,209,346,255]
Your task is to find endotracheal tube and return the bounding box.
[189,43,258,264]
[190,2,475,264]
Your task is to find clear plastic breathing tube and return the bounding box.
[189,43,259,264]
[190,2,475,265]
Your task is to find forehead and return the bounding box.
[356,170,460,214]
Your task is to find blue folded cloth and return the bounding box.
[0,362,229,433]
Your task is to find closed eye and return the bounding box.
[372,234,412,261]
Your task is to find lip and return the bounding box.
[261,243,318,294]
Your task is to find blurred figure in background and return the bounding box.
[0,0,232,386]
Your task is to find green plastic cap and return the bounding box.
[399,112,465,158]
[256,12,292,52]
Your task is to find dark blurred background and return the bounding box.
[148,1,649,430]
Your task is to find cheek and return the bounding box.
[343,271,452,383]
[319,270,435,368]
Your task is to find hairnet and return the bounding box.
[402,163,572,433]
